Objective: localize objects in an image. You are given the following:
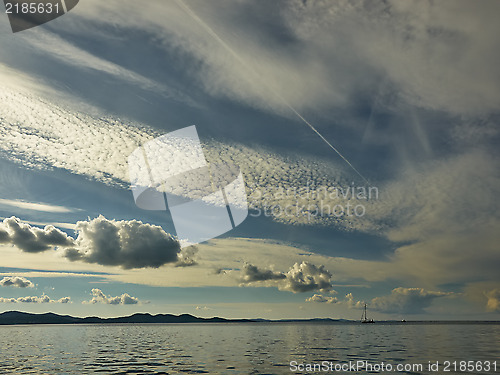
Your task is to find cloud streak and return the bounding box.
[71,0,500,116]
[0,199,76,213]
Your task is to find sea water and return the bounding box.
[0,323,498,374]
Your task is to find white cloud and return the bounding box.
[0,294,71,303]
[0,77,155,188]
[362,151,500,242]
[70,0,500,116]
[0,276,34,288]
[0,70,375,233]
[305,292,365,310]
[287,0,500,115]
[195,306,211,311]
[305,294,338,304]
[83,288,139,305]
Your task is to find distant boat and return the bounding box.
[361,303,374,323]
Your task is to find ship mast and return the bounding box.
[361,303,367,321]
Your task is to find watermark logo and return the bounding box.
[128,125,248,247]
[4,0,79,33]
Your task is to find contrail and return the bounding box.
[174,0,369,185]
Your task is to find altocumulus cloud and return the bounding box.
[0,295,71,303]
[83,288,139,305]
[239,261,334,293]
[0,276,34,288]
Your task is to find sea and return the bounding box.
[0,323,498,374]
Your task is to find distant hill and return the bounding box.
[0,311,250,325]
[1,312,497,325]
[0,311,350,325]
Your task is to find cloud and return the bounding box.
[0,294,71,303]
[0,0,498,307]
[0,276,34,288]
[305,292,367,309]
[306,294,338,304]
[240,263,286,283]
[0,228,9,243]
[196,306,211,311]
[0,199,76,213]
[364,151,500,242]
[0,77,154,188]
[18,29,188,103]
[344,293,364,309]
[304,289,454,314]
[239,261,334,293]
[175,246,199,267]
[0,74,357,230]
[83,288,139,305]
[370,287,454,314]
[484,289,500,312]
[71,0,500,116]
[0,216,75,253]
[65,215,181,269]
[284,262,334,293]
[0,215,185,270]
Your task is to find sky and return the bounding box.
[0,0,499,320]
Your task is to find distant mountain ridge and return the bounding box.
[0,311,253,325]
[0,311,498,325]
[0,311,348,325]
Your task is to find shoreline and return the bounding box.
[1,311,499,326]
